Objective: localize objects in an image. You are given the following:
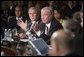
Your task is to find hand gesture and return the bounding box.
[32,22,39,33]
[17,20,28,32]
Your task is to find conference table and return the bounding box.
[1,39,31,56]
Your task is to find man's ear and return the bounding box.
[50,14,53,18]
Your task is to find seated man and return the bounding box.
[8,6,28,38]
[48,29,79,56]
[32,7,63,44]
[17,7,41,38]
[62,19,83,56]
[18,7,63,44]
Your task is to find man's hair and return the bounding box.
[41,7,53,15]
[51,30,74,50]
[28,7,40,14]
[73,11,81,23]
[15,6,22,11]
[63,19,82,36]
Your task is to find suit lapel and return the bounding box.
[40,23,45,33]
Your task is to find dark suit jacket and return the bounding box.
[38,19,63,44]
[73,31,83,56]
[8,4,16,16]
[8,16,28,33]
[65,52,80,56]
[45,52,79,56]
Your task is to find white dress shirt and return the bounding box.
[16,17,22,20]
[10,5,13,10]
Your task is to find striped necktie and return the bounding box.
[28,23,32,30]
[46,26,49,35]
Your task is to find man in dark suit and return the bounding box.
[17,7,41,38]
[8,1,16,16]
[62,19,83,56]
[8,6,28,34]
[32,7,63,44]
[17,7,62,44]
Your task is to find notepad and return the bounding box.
[29,38,49,56]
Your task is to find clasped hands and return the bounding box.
[17,20,39,33]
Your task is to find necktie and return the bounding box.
[46,26,49,35]
[28,23,32,30]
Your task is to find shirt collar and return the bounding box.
[16,17,22,20]
[46,22,51,28]
[10,5,13,10]
[31,21,36,24]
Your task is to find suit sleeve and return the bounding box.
[39,32,51,45]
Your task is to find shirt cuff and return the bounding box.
[25,31,31,36]
[36,30,41,37]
